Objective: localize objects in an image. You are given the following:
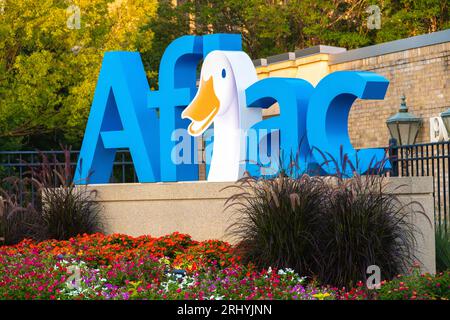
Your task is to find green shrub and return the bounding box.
[31,150,104,240]
[378,269,450,300]
[225,173,328,276]
[39,184,103,240]
[436,225,450,272]
[0,148,103,243]
[0,177,46,245]
[227,166,427,288]
[0,197,45,245]
[318,173,426,288]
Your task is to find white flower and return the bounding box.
[285,268,295,274]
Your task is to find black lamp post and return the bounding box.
[441,106,450,135]
[386,95,422,146]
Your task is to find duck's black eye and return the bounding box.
[221,68,226,78]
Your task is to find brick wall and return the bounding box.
[329,42,450,148]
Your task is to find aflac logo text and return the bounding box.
[74,34,390,184]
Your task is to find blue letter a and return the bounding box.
[74,52,160,184]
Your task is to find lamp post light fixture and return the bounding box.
[386,95,422,146]
[440,106,450,136]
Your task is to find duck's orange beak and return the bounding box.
[182,76,220,136]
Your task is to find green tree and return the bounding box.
[147,0,448,58]
[0,0,157,150]
[145,0,191,89]
[0,0,448,150]
[376,0,450,42]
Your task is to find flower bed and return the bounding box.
[0,233,448,300]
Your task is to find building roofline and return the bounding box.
[328,29,450,65]
[266,52,296,65]
[294,45,347,58]
[253,58,267,67]
[253,45,347,66]
[252,29,450,67]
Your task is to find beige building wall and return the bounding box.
[255,46,346,118]
[257,53,333,85]
[331,42,450,148]
[254,29,450,148]
[88,176,436,274]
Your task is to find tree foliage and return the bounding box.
[166,0,449,57]
[0,0,448,150]
[0,0,157,150]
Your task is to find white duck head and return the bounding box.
[181,51,238,136]
[181,50,262,181]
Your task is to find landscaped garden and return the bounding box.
[1,232,449,300]
[1,154,450,300]
[1,0,449,305]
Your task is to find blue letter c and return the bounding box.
[306,71,390,176]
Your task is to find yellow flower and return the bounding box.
[159,257,170,266]
[312,292,331,300]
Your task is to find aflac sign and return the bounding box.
[74,34,389,184]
